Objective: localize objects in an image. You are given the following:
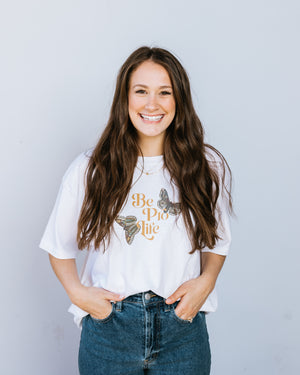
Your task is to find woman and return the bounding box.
[40,46,233,375]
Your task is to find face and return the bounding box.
[128,60,176,151]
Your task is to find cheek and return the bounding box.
[129,96,143,112]
[167,98,176,116]
[128,97,141,124]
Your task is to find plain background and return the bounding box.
[1,1,299,374]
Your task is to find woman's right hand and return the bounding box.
[72,286,125,320]
[48,255,125,320]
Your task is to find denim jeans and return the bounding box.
[78,290,211,374]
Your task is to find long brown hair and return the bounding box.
[77,46,233,253]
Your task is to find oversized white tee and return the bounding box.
[39,149,231,328]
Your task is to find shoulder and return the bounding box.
[62,147,94,189]
[204,144,232,189]
[204,145,224,166]
[204,145,226,178]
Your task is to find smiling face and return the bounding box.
[128,60,176,155]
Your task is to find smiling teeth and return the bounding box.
[141,114,164,121]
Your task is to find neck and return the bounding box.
[137,136,164,157]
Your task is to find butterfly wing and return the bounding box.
[157,188,171,212]
[115,215,140,245]
[125,223,141,245]
[115,215,126,228]
[168,202,181,216]
[157,188,181,215]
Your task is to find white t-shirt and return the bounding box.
[39,148,231,328]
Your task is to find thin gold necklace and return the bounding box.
[136,162,164,175]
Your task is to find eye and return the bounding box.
[160,91,172,95]
[135,89,146,94]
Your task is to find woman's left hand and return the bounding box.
[165,275,215,321]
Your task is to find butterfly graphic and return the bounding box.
[157,188,181,215]
[115,215,141,245]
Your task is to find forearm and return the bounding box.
[48,254,125,318]
[198,252,226,292]
[165,251,227,315]
[48,254,83,304]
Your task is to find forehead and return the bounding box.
[129,60,172,87]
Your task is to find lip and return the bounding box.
[139,113,165,123]
[139,113,165,116]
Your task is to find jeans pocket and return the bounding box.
[89,302,115,324]
[171,304,194,324]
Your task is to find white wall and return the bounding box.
[1,1,299,374]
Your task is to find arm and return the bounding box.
[49,254,125,319]
[166,154,232,320]
[200,251,226,290]
[165,252,226,320]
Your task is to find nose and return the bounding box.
[144,93,159,111]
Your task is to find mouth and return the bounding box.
[139,113,164,122]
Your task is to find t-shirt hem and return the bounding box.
[201,247,229,256]
[39,241,77,259]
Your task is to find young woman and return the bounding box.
[40,46,233,375]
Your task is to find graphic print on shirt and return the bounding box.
[157,188,181,215]
[115,215,141,245]
[115,188,181,244]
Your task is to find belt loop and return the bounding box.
[115,300,123,312]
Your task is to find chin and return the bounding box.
[138,130,166,139]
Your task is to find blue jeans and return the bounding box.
[78,290,211,374]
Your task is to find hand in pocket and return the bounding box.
[73,286,125,320]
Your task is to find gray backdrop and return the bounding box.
[1,0,299,374]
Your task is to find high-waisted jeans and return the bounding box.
[78,290,211,374]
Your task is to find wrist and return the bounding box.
[68,284,86,305]
[196,273,216,294]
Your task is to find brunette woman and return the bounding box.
[40,46,233,375]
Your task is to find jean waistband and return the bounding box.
[122,290,166,304]
[113,290,179,312]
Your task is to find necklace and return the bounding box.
[136,162,164,175]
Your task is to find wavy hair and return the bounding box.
[77,46,233,253]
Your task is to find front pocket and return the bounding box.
[172,306,193,324]
[89,302,115,324]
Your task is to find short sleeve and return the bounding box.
[39,151,90,259]
[202,149,232,256]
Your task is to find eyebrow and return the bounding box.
[132,84,172,89]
